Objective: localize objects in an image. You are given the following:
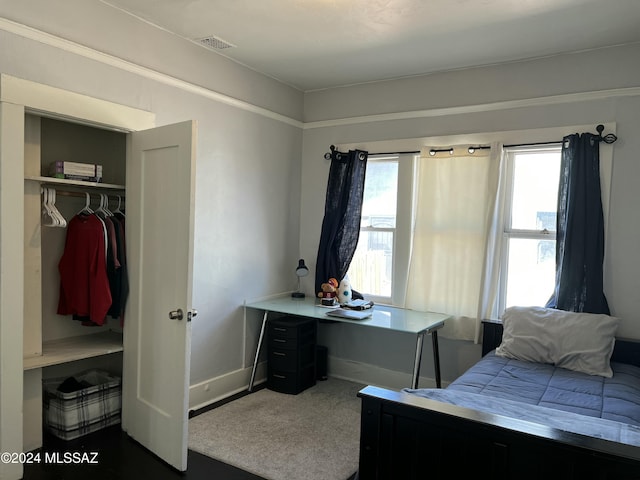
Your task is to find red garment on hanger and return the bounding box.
[57,213,112,324]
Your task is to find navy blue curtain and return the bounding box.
[315,148,368,295]
[546,133,610,314]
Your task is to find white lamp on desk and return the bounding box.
[292,259,309,298]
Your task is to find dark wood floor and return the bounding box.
[22,425,267,480]
[24,386,269,480]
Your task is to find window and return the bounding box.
[501,145,562,311]
[347,156,399,302]
[340,125,611,334]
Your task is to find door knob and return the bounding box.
[169,308,184,320]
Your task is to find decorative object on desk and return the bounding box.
[342,299,374,310]
[326,308,373,320]
[317,277,338,306]
[291,258,309,298]
[337,274,352,304]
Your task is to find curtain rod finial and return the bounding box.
[324,145,337,160]
[595,124,617,144]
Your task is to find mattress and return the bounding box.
[412,350,640,426]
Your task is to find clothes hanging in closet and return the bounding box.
[106,212,129,324]
[57,209,128,326]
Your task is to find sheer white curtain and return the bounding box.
[404,143,504,342]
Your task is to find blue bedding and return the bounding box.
[403,388,640,446]
[404,350,640,441]
[441,350,640,425]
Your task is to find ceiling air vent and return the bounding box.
[197,35,236,50]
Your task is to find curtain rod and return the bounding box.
[327,125,617,159]
[503,140,562,148]
[368,150,419,156]
[329,147,491,157]
[369,145,493,156]
[505,125,618,148]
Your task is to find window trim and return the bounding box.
[391,153,416,306]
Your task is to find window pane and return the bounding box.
[510,150,561,231]
[360,160,398,228]
[348,158,398,299]
[349,231,393,298]
[506,238,555,307]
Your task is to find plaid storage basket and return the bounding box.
[43,369,122,440]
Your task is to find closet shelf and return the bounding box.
[25,175,125,190]
[23,331,124,370]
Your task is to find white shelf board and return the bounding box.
[23,331,124,370]
[25,175,125,190]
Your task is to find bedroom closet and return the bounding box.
[23,115,129,451]
[0,74,196,479]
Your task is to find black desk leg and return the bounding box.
[412,330,442,389]
[432,330,441,388]
[248,311,268,392]
[411,332,425,389]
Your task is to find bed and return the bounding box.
[357,307,640,479]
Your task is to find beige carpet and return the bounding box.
[188,378,364,480]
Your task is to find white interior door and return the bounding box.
[122,120,196,471]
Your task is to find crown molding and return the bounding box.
[0,17,303,129]
[302,87,640,129]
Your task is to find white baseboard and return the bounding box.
[326,355,448,390]
[189,361,267,411]
[188,356,446,412]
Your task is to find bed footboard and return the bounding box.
[358,385,640,480]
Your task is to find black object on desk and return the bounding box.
[267,316,317,394]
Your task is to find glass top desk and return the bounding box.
[245,296,450,392]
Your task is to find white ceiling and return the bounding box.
[102,0,640,92]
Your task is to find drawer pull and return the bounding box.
[274,352,286,356]
[274,338,286,343]
[273,374,287,379]
[274,327,287,332]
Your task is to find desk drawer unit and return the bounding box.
[267,316,316,394]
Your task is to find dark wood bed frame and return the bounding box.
[357,320,640,479]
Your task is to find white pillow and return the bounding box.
[495,306,619,377]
